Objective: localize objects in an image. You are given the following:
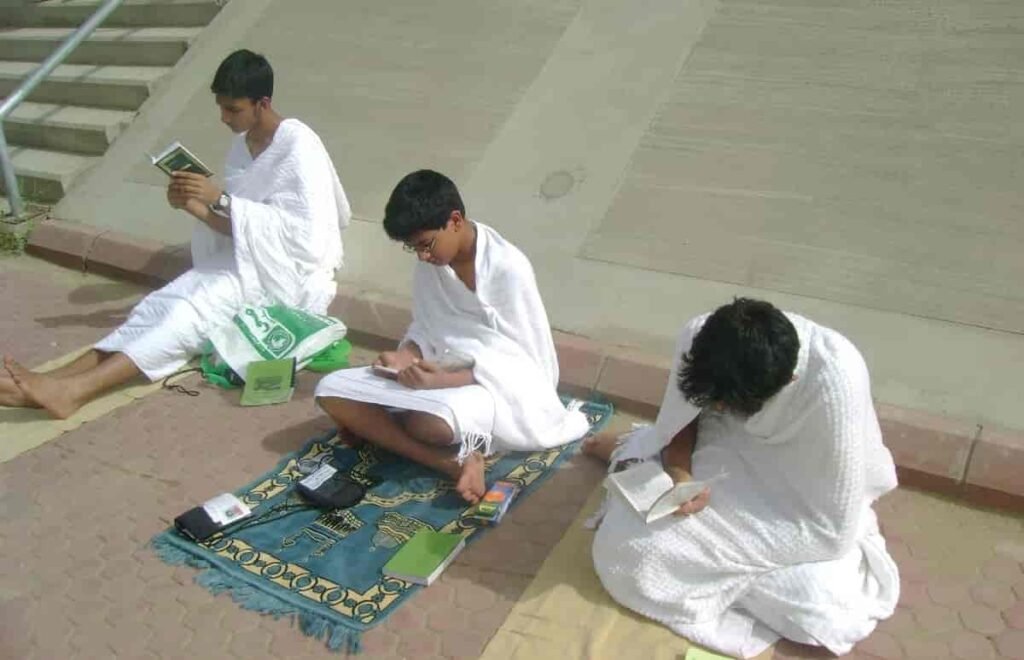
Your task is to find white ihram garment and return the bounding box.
[592,313,900,658]
[315,222,589,456]
[96,119,350,380]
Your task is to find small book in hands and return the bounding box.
[150,140,214,177]
[240,358,296,407]
[382,529,465,586]
[604,460,726,524]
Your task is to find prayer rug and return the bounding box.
[152,397,613,652]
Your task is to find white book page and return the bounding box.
[645,472,728,524]
[299,463,337,490]
[372,365,399,378]
[604,461,675,514]
[202,493,252,526]
[150,140,183,163]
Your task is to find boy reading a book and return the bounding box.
[2,50,350,418]
[584,299,899,658]
[315,170,588,504]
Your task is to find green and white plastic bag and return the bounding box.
[206,304,348,381]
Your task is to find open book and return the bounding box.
[150,140,214,177]
[605,460,726,524]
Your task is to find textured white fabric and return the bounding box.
[314,366,496,447]
[402,222,589,453]
[317,223,587,454]
[592,313,900,658]
[97,119,349,380]
[95,267,244,380]
[192,118,351,312]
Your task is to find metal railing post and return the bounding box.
[0,0,125,218]
[0,127,23,218]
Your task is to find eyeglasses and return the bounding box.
[402,233,439,255]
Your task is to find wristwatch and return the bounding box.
[211,192,231,216]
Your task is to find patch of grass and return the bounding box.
[0,218,34,254]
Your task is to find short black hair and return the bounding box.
[678,298,799,416]
[210,49,273,101]
[382,170,466,241]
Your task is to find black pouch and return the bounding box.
[296,466,366,509]
[174,507,223,542]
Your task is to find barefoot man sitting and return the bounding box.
[2,49,350,418]
[315,170,589,503]
[584,298,900,658]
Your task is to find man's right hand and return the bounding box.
[375,350,416,372]
[662,442,710,516]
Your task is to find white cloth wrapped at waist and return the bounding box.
[592,313,900,658]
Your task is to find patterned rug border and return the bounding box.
[151,398,614,653]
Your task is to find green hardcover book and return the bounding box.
[240,358,296,407]
[685,646,733,660]
[149,140,214,177]
[382,529,465,586]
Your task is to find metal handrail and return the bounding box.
[0,0,125,219]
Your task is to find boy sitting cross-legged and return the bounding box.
[315,170,588,503]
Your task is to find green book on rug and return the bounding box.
[240,358,296,407]
[685,646,733,660]
[382,529,465,586]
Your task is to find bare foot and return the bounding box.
[454,451,486,504]
[336,428,366,449]
[581,432,621,464]
[0,375,35,408]
[4,357,80,419]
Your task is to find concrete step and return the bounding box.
[3,102,135,155]
[0,146,96,204]
[0,0,222,28]
[0,27,202,67]
[0,61,169,110]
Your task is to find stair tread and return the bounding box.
[0,26,202,42]
[4,101,135,130]
[8,146,96,181]
[0,194,47,213]
[34,0,220,6]
[0,61,170,85]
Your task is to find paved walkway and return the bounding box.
[1,256,1023,659]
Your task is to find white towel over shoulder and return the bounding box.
[98,119,349,380]
[593,313,900,658]
[192,118,351,314]
[404,222,589,452]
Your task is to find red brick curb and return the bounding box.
[24,218,1024,511]
[27,219,191,287]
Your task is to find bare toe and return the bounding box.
[455,452,486,504]
[582,432,621,463]
[3,358,78,419]
[0,375,34,407]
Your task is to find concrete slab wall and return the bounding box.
[52,0,1024,432]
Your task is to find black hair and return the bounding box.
[382,170,466,241]
[678,298,799,416]
[210,49,273,101]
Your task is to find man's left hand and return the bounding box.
[674,487,710,516]
[170,171,221,206]
[398,361,445,390]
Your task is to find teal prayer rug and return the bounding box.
[152,398,613,652]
